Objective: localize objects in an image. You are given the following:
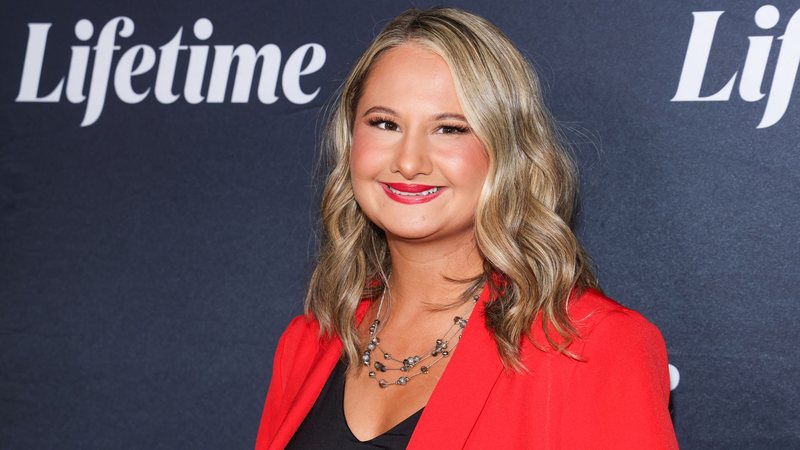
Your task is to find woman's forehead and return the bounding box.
[357,44,463,116]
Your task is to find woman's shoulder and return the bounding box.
[269,314,331,385]
[277,314,322,349]
[568,287,665,343]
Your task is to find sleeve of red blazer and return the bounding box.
[565,309,678,449]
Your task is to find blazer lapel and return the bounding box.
[268,301,372,450]
[268,334,341,450]
[408,287,505,449]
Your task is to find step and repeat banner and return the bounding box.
[2,1,798,448]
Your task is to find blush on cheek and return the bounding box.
[350,133,371,171]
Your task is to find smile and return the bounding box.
[381,183,445,204]
[387,185,440,196]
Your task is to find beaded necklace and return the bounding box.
[361,288,479,388]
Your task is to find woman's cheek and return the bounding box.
[351,136,391,179]
[350,144,375,182]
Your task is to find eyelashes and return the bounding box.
[437,124,470,134]
[367,116,399,131]
[366,115,471,134]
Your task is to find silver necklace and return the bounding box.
[361,289,479,388]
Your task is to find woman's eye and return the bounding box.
[368,118,399,131]
[437,124,470,134]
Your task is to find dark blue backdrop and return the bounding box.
[2,1,798,449]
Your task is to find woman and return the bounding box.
[256,7,678,450]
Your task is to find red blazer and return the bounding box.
[256,287,678,449]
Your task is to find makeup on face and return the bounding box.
[380,183,446,204]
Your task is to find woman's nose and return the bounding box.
[390,131,433,179]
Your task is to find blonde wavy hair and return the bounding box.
[305,7,598,369]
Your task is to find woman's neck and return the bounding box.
[384,233,483,318]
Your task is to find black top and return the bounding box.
[286,360,424,449]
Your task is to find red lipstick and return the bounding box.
[381,183,445,204]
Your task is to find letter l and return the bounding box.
[672,11,737,102]
[16,23,64,102]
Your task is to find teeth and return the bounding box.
[387,186,440,196]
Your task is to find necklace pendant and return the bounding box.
[369,319,380,335]
[378,379,389,388]
[433,339,447,356]
[396,376,409,386]
[402,355,421,370]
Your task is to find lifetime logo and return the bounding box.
[15,17,327,127]
[672,5,800,129]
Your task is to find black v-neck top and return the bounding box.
[285,360,424,449]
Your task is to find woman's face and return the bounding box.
[350,43,489,243]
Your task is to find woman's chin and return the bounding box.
[381,223,474,244]
[383,227,437,242]
[378,220,444,241]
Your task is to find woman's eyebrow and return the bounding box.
[361,107,467,122]
[432,113,467,122]
[362,106,397,117]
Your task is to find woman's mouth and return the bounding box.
[381,183,445,204]
[387,185,440,196]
